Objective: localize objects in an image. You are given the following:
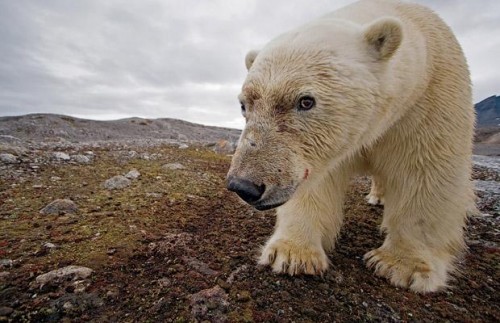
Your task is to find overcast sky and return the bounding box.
[0,1,498,129]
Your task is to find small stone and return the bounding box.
[158,278,171,288]
[236,290,251,302]
[50,176,62,181]
[73,280,89,293]
[73,154,90,164]
[0,306,13,316]
[178,144,189,149]
[226,265,248,284]
[62,302,74,310]
[124,169,141,179]
[53,152,70,161]
[0,153,18,164]
[189,286,229,320]
[216,278,231,291]
[106,287,119,298]
[35,265,93,287]
[182,256,219,276]
[0,259,13,268]
[146,192,162,198]
[40,199,78,215]
[43,242,57,249]
[162,163,185,170]
[103,175,131,190]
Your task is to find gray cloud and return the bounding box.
[0,0,498,129]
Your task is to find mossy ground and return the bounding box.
[0,144,498,322]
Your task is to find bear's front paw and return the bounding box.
[258,239,329,275]
[364,248,447,293]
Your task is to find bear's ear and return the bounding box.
[245,50,259,70]
[363,17,403,60]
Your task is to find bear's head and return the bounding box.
[227,17,403,210]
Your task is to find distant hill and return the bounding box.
[0,114,241,144]
[475,95,500,127]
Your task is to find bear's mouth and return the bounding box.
[248,184,296,211]
[252,200,286,211]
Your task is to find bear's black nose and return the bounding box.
[227,177,265,204]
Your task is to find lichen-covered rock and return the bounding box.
[125,169,141,179]
[53,152,71,160]
[0,153,18,164]
[40,199,78,215]
[73,154,91,164]
[103,175,131,190]
[189,285,229,322]
[162,163,185,170]
[35,265,93,287]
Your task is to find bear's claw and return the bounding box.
[364,248,447,293]
[366,192,384,206]
[258,239,329,276]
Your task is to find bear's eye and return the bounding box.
[298,96,315,111]
[240,102,246,114]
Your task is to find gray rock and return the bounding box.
[63,301,74,310]
[40,199,78,215]
[103,175,131,190]
[182,256,219,276]
[53,152,71,161]
[35,265,93,287]
[0,153,18,164]
[0,259,13,268]
[43,242,57,249]
[189,286,229,321]
[158,278,171,288]
[178,143,189,149]
[162,163,185,170]
[146,192,163,199]
[124,169,141,179]
[73,154,91,164]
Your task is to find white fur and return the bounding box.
[230,0,474,293]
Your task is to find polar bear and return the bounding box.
[226,0,474,293]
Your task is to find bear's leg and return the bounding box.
[364,174,469,292]
[258,169,349,275]
[366,176,385,205]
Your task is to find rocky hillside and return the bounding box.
[476,95,500,127]
[0,114,241,145]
